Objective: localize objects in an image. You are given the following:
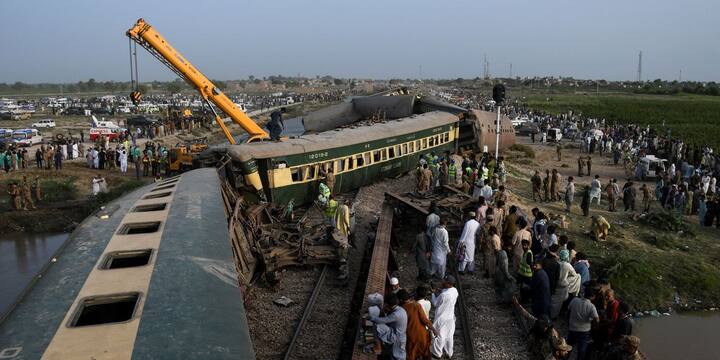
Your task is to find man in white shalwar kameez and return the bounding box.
[91,148,99,169]
[430,219,450,279]
[431,276,458,358]
[456,213,480,273]
[119,148,128,173]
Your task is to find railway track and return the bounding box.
[283,265,329,360]
[449,258,477,360]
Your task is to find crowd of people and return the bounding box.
[358,144,650,360]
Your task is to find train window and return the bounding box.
[308,165,318,180]
[364,152,372,165]
[373,150,381,162]
[291,167,302,182]
[422,139,427,149]
[388,147,395,159]
[336,159,345,172]
[444,133,450,142]
[402,144,408,155]
[415,140,421,151]
[436,135,441,144]
[380,149,388,161]
[356,154,364,167]
[429,137,435,147]
[347,157,355,170]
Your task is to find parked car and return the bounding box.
[0,128,14,146]
[126,115,158,127]
[63,107,85,116]
[32,119,56,128]
[12,129,43,147]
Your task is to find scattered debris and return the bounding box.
[273,296,294,307]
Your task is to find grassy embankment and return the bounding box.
[0,167,145,234]
[504,144,720,312]
[520,92,720,149]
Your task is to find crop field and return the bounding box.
[520,92,720,148]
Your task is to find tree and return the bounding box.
[333,78,344,86]
[166,82,182,94]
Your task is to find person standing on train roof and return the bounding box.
[268,107,285,141]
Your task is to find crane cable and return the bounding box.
[128,38,141,104]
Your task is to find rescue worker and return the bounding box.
[324,195,338,227]
[550,169,560,201]
[447,159,457,187]
[531,170,543,201]
[335,199,351,237]
[7,183,22,211]
[318,181,331,206]
[21,176,35,210]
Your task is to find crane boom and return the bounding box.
[126,18,269,143]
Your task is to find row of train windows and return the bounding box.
[289,131,452,182]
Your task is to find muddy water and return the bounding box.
[635,311,720,359]
[0,232,69,317]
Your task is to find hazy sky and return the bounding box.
[1,0,718,83]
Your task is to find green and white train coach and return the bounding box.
[225,110,514,206]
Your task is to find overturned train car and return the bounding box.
[225,108,515,206]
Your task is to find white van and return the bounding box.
[12,129,43,147]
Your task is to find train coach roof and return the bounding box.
[227,111,458,161]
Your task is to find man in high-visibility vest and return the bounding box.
[517,239,534,302]
[448,162,457,187]
[325,195,338,227]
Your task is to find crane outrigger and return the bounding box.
[126,18,269,144]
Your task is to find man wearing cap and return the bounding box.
[431,276,458,359]
[456,212,480,274]
[369,293,407,359]
[389,277,401,294]
[548,336,572,359]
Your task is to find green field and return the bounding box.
[519,92,720,148]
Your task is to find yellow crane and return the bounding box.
[126,18,269,144]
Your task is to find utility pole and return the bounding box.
[637,51,643,82]
[419,64,422,80]
[509,63,513,78]
[679,69,682,82]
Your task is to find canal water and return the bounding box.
[635,311,720,359]
[0,232,69,318]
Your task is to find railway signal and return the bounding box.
[493,84,505,158]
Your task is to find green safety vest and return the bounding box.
[518,250,533,278]
[465,167,473,176]
[319,183,330,198]
[325,199,338,218]
[448,164,456,178]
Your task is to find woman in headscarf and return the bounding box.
[550,249,580,319]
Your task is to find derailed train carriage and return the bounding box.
[224,108,516,205]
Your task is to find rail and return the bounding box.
[283,265,329,360]
[449,258,477,360]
